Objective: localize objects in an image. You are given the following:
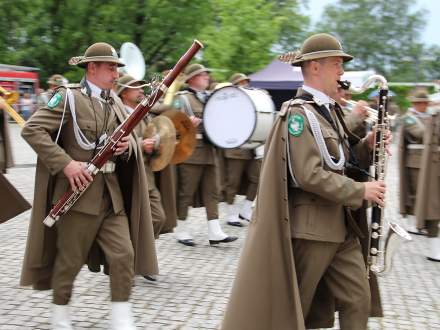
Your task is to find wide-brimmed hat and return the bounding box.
[409,89,430,103]
[229,73,250,85]
[184,64,210,82]
[116,74,147,96]
[47,74,68,86]
[279,33,353,67]
[69,42,125,68]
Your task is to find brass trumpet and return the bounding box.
[341,98,397,126]
[0,87,25,127]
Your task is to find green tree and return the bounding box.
[200,0,283,80]
[316,0,428,81]
[0,0,308,85]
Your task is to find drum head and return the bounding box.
[203,86,256,148]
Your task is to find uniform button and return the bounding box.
[283,177,287,181]
[282,156,286,161]
[284,217,289,221]
[284,197,288,201]
[281,137,286,142]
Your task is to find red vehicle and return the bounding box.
[0,64,40,120]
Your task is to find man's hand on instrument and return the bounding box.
[364,180,386,207]
[352,100,369,120]
[190,115,201,127]
[63,160,93,192]
[366,128,393,155]
[142,138,156,154]
[114,136,130,156]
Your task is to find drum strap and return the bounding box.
[179,94,195,117]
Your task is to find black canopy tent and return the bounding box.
[249,59,303,110]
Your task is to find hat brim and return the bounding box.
[409,97,430,103]
[290,51,353,66]
[185,68,211,82]
[232,77,250,85]
[116,78,148,96]
[72,56,125,68]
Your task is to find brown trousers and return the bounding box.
[149,187,166,238]
[52,191,134,305]
[292,237,370,330]
[224,158,260,204]
[177,163,219,220]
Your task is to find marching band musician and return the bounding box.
[399,88,440,261]
[20,42,158,329]
[222,33,390,330]
[0,90,14,173]
[334,81,369,138]
[399,89,432,234]
[172,63,237,246]
[38,74,68,107]
[117,73,179,281]
[116,74,166,239]
[222,73,262,227]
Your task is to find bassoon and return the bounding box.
[43,40,203,227]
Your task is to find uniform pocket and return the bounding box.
[76,119,98,142]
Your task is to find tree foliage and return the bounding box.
[0,0,307,85]
[316,0,438,82]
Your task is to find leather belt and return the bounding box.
[100,161,116,173]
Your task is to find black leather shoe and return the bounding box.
[427,257,440,262]
[143,275,157,282]
[209,236,238,245]
[227,221,244,227]
[239,214,251,222]
[178,239,196,246]
[407,228,427,236]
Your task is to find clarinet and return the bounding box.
[349,75,412,274]
[367,79,389,273]
[43,40,203,227]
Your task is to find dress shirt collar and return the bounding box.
[302,85,335,110]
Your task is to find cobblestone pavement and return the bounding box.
[0,123,439,329]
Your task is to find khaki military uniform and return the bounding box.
[20,82,158,304]
[174,89,219,221]
[412,112,440,237]
[223,90,373,330]
[222,148,260,204]
[398,110,431,219]
[341,105,368,139]
[128,107,167,238]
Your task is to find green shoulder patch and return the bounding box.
[47,92,62,109]
[288,113,304,137]
[172,98,181,109]
[404,115,416,126]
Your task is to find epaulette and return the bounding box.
[175,90,190,95]
[65,83,81,89]
[279,98,313,117]
[53,84,81,93]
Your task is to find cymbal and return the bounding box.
[143,116,176,172]
[161,110,197,164]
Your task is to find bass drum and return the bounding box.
[203,86,275,149]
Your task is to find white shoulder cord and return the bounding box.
[55,88,106,150]
[303,107,345,171]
